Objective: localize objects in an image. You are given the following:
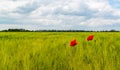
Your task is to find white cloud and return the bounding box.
[0,24,40,30]
[0,0,120,30]
[80,18,120,27]
[112,9,120,16]
[0,1,28,12]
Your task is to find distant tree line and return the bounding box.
[1,29,30,32]
[0,29,120,32]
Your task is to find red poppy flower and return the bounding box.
[70,39,77,47]
[87,35,94,41]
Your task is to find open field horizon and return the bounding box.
[0,32,120,70]
[1,0,120,70]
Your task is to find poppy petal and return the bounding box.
[70,39,77,47]
[87,35,94,41]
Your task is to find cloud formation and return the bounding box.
[0,0,120,30]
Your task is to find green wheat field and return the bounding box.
[0,32,120,70]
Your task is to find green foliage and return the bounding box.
[0,32,119,70]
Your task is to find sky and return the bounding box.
[0,0,120,30]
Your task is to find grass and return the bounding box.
[0,32,119,70]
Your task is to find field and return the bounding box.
[0,32,120,70]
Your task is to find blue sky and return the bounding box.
[0,0,120,30]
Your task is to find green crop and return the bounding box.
[0,32,119,70]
